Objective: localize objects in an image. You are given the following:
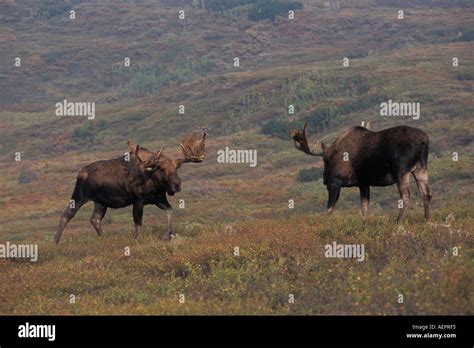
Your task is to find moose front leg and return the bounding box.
[326,182,342,214]
[132,201,144,238]
[359,185,370,217]
[156,195,174,241]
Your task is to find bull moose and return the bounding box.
[54,131,206,243]
[291,122,432,223]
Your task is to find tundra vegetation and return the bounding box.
[0,0,472,315]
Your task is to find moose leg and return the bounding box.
[327,182,342,214]
[132,201,144,238]
[359,185,370,217]
[54,199,88,244]
[396,173,411,224]
[413,167,432,221]
[90,202,108,236]
[156,196,173,241]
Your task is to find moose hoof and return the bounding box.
[162,232,172,241]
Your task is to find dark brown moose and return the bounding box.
[291,123,432,223]
[54,131,206,243]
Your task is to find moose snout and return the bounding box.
[173,183,181,193]
[170,181,181,194]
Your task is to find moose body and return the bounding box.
[292,123,432,223]
[54,132,206,243]
[75,157,172,208]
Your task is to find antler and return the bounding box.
[127,140,165,170]
[290,122,324,156]
[177,131,206,164]
[127,140,139,156]
[143,147,164,168]
[127,139,146,162]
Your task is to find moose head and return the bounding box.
[127,131,207,196]
[291,122,327,156]
[290,122,331,185]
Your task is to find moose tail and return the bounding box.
[420,139,429,169]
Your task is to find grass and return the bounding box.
[0,211,471,315]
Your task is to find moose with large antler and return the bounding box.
[54,131,206,243]
[291,122,432,223]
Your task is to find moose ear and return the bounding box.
[127,140,146,162]
[127,140,139,154]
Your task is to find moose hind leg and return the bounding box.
[54,199,88,244]
[396,173,411,224]
[90,202,108,236]
[413,167,432,221]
